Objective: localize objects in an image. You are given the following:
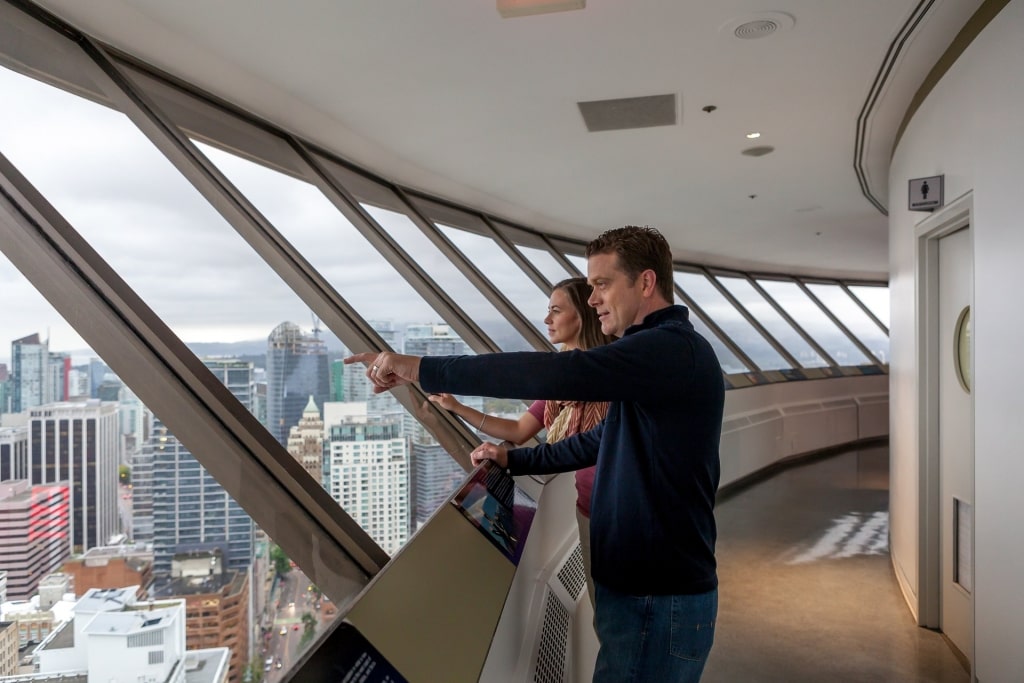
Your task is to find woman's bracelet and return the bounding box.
[479,414,487,430]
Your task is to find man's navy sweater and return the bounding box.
[419,305,723,596]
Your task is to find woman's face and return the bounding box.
[544,287,582,347]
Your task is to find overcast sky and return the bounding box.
[0,65,552,366]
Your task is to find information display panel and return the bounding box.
[451,462,538,565]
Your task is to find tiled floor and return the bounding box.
[703,446,969,682]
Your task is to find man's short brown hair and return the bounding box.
[586,226,674,302]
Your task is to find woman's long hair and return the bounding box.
[553,277,615,350]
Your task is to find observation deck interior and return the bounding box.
[2,0,1022,681]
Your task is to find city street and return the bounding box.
[263,568,332,680]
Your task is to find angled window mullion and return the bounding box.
[841,281,889,335]
[0,151,380,600]
[749,277,839,367]
[395,186,552,352]
[479,214,554,295]
[700,267,803,370]
[288,144,501,357]
[545,237,586,277]
[75,35,481,490]
[796,279,884,367]
[672,281,760,373]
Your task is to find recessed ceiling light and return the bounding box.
[746,132,761,139]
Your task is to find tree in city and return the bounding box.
[270,544,291,576]
[299,611,318,646]
[244,655,265,683]
[118,464,131,485]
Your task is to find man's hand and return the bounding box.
[471,441,508,469]
[343,352,421,393]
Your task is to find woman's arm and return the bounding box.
[428,393,542,445]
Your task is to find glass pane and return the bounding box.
[806,283,888,364]
[515,244,572,285]
[0,68,306,344]
[364,205,534,352]
[195,142,443,339]
[564,253,588,275]
[717,276,829,368]
[848,284,890,329]
[437,224,549,338]
[0,64,347,676]
[669,292,747,375]
[675,272,790,370]
[198,142,482,541]
[757,279,870,366]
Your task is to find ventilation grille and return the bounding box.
[556,543,586,601]
[577,94,676,132]
[534,590,570,683]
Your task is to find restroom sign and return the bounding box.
[908,175,943,211]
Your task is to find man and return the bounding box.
[346,226,723,682]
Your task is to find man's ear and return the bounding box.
[641,269,658,297]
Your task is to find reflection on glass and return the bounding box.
[717,276,829,368]
[438,224,549,338]
[365,206,533,352]
[806,283,888,364]
[848,285,890,329]
[757,280,870,366]
[675,272,789,370]
[515,244,572,285]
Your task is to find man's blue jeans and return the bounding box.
[593,583,717,683]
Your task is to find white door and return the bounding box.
[937,226,973,659]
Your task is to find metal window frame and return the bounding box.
[396,188,553,352]
[696,266,801,370]
[795,279,884,367]
[841,281,890,336]
[0,150,379,601]
[749,275,840,368]
[671,272,758,373]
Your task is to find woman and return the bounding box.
[429,276,612,607]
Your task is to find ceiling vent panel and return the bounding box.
[577,94,677,132]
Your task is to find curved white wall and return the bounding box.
[889,1,1024,679]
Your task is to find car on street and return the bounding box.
[279,626,287,636]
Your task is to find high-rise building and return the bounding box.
[286,395,324,484]
[28,401,119,554]
[0,481,70,601]
[402,324,477,530]
[203,358,255,412]
[140,358,254,574]
[11,333,48,413]
[147,417,254,576]
[0,425,28,481]
[266,322,329,446]
[324,402,409,554]
[86,358,110,400]
[47,352,70,404]
[0,364,10,415]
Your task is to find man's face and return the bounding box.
[586,252,645,338]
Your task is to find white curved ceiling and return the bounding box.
[34,0,983,280]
